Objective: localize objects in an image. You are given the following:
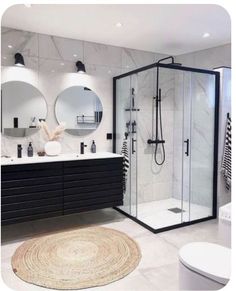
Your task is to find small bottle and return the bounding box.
[91,140,96,153]
[27,142,33,157]
[17,144,22,158]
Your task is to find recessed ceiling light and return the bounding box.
[24,4,31,8]
[60,62,64,66]
[115,22,123,28]
[73,54,77,57]
[203,32,210,38]
[8,44,13,49]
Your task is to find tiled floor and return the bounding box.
[1,208,219,291]
[137,198,212,229]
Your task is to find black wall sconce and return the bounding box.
[15,53,25,67]
[76,60,86,73]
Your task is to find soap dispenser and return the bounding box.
[27,142,33,157]
[91,140,96,153]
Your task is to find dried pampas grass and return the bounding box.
[39,121,66,141]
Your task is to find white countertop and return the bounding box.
[1,152,122,166]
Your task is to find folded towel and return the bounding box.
[221,114,231,190]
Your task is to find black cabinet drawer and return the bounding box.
[2,162,63,173]
[64,194,123,210]
[2,183,63,196]
[1,211,62,226]
[64,176,122,189]
[64,182,122,196]
[2,204,63,220]
[64,169,122,182]
[64,163,122,174]
[2,197,63,212]
[64,188,122,202]
[64,158,122,168]
[2,190,63,204]
[2,176,62,189]
[2,168,63,181]
[64,200,123,216]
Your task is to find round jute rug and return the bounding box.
[11,226,141,289]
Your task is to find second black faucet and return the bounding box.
[80,142,87,154]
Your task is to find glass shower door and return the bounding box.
[182,71,215,222]
[136,67,186,230]
[188,71,215,221]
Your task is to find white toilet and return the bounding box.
[179,203,231,290]
[179,242,230,290]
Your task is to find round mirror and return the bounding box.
[55,86,103,136]
[1,81,47,138]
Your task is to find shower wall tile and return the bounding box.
[121,48,157,72]
[176,44,231,70]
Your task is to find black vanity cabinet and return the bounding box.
[63,158,123,215]
[1,157,123,225]
[1,162,64,225]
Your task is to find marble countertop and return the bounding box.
[1,152,122,166]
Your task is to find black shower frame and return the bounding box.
[113,62,220,234]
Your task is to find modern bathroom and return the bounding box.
[0,4,232,291]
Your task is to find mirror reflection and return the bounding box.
[1,81,47,137]
[55,86,103,136]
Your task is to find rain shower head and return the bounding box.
[157,56,182,66]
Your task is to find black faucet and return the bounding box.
[17,144,22,158]
[80,142,87,154]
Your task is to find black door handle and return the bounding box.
[132,138,136,154]
[184,139,189,156]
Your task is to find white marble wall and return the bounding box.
[177,46,231,212]
[1,27,165,157]
[176,44,231,70]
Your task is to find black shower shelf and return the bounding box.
[125,108,140,111]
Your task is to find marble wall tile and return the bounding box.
[1,27,38,57]
[38,34,62,60]
[176,44,231,70]
[121,48,157,72]
[1,55,39,71]
[52,35,84,62]
[84,41,122,67]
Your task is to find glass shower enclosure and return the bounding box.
[113,63,219,233]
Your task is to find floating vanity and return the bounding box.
[1,152,123,225]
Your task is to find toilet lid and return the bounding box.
[179,242,231,285]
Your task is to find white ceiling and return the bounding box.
[2,4,231,55]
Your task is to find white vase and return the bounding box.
[44,141,62,156]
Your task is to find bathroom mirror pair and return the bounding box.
[1,81,103,137]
